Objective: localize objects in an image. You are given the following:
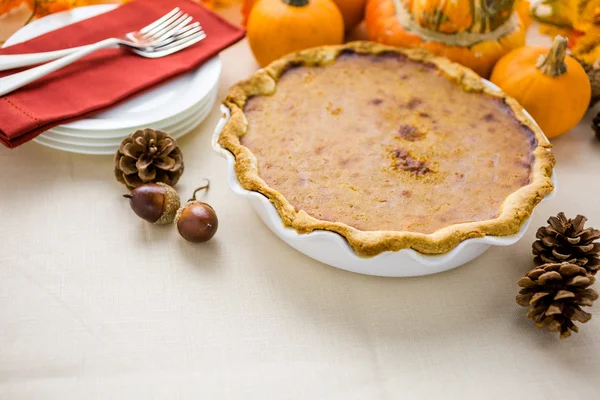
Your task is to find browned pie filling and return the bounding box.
[241,53,536,234]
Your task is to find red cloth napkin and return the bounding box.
[0,0,245,149]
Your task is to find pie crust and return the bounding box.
[219,41,555,256]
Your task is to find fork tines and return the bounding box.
[138,8,198,43]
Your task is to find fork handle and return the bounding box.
[0,38,119,97]
[0,45,96,71]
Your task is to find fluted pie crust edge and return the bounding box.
[219,41,555,256]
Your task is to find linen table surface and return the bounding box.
[0,15,599,399]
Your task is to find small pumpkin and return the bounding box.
[247,0,344,67]
[365,0,526,77]
[241,0,256,26]
[243,0,365,31]
[490,36,592,139]
[0,0,23,15]
[25,0,87,18]
[332,0,368,31]
[347,19,369,41]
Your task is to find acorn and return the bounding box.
[123,183,180,224]
[175,180,218,243]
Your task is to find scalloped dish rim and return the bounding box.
[213,101,556,269]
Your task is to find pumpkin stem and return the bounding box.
[536,36,569,77]
[282,0,309,6]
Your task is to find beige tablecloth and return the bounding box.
[1,28,600,399]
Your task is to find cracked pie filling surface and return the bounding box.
[219,42,555,256]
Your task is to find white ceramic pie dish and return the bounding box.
[213,88,555,277]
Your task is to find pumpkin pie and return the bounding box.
[219,42,555,256]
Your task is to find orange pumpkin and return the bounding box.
[247,0,344,67]
[25,0,87,18]
[347,19,369,41]
[241,0,255,26]
[244,0,367,30]
[365,0,526,77]
[490,36,591,138]
[332,0,368,30]
[0,0,23,15]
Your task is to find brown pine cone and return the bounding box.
[532,213,600,275]
[517,263,598,339]
[581,60,600,109]
[114,129,184,190]
[593,112,600,141]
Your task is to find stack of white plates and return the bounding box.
[4,5,220,155]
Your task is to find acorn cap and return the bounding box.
[155,183,181,225]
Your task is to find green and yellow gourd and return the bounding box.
[365,0,527,77]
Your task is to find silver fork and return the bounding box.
[0,9,206,97]
[0,8,188,71]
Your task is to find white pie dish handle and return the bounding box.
[213,95,556,277]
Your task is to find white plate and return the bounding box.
[41,82,218,142]
[35,92,216,155]
[4,5,222,132]
[40,100,210,146]
[39,91,215,147]
[213,85,556,277]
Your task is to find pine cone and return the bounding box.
[517,263,598,338]
[593,112,600,141]
[532,213,600,275]
[581,60,600,109]
[114,129,184,190]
